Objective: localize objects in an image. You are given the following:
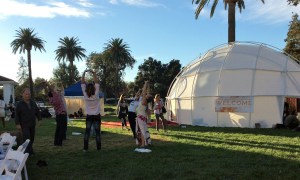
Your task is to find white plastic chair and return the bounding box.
[0,133,17,159]
[17,139,30,180]
[0,149,29,180]
[0,133,17,146]
[16,140,30,153]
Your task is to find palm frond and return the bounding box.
[193,0,210,19]
[210,0,219,18]
[55,36,86,63]
[11,27,46,54]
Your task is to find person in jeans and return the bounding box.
[81,69,101,151]
[48,83,68,146]
[15,88,42,156]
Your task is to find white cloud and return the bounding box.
[191,0,300,25]
[122,0,160,7]
[109,0,163,7]
[0,0,91,19]
[237,0,300,24]
[48,2,91,17]
[77,0,94,7]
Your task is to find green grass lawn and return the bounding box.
[2,109,300,180]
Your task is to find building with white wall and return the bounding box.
[0,75,18,105]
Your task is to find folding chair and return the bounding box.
[0,133,17,159]
[0,149,29,180]
[1,133,17,146]
[17,139,30,180]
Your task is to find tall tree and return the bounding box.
[55,36,86,85]
[284,13,300,62]
[126,81,139,97]
[52,62,80,88]
[135,57,181,98]
[192,0,264,43]
[86,52,110,98]
[15,77,48,102]
[164,59,182,90]
[135,57,164,90]
[11,27,46,99]
[103,38,136,98]
[17,56,29,84]
[34,77,48,102]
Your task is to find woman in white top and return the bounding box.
[136,81,152,147]
[81,69,101,151]
[128,90,141,138]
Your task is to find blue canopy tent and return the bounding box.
[64,82,105,116]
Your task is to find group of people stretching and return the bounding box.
[117,82,167,148]
[13,69,165,155]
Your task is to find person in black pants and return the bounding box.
[47,84,68,146]
[127,90,141,138]
[116,94,130,130]
[15,88,42,156]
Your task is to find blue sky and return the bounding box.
[0,0,299,83]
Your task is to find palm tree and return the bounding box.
[288,0,299,6]
[192,0,264,43]
[103,38,136,98]
[11,28,46,99]
[55,37,86,85]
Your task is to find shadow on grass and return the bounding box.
[29,129,300,179]
[3,119,300,179]
[176,125,300,138]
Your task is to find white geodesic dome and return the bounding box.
[166,42,300,128]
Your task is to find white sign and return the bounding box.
[215,96,254,113]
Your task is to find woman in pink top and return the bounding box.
[48,84,67,146]
[81,69,101,151]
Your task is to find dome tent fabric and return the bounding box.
[166,42,300,128]
[64,82,105,116]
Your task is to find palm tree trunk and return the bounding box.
[70,60,74,85]
[27,49,35,99]
[228,2,236,43]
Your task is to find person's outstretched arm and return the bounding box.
[141,81,149,105]
[92,70,100,84]
[81,70,87,84]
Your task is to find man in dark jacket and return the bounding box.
[15,88,42,156]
